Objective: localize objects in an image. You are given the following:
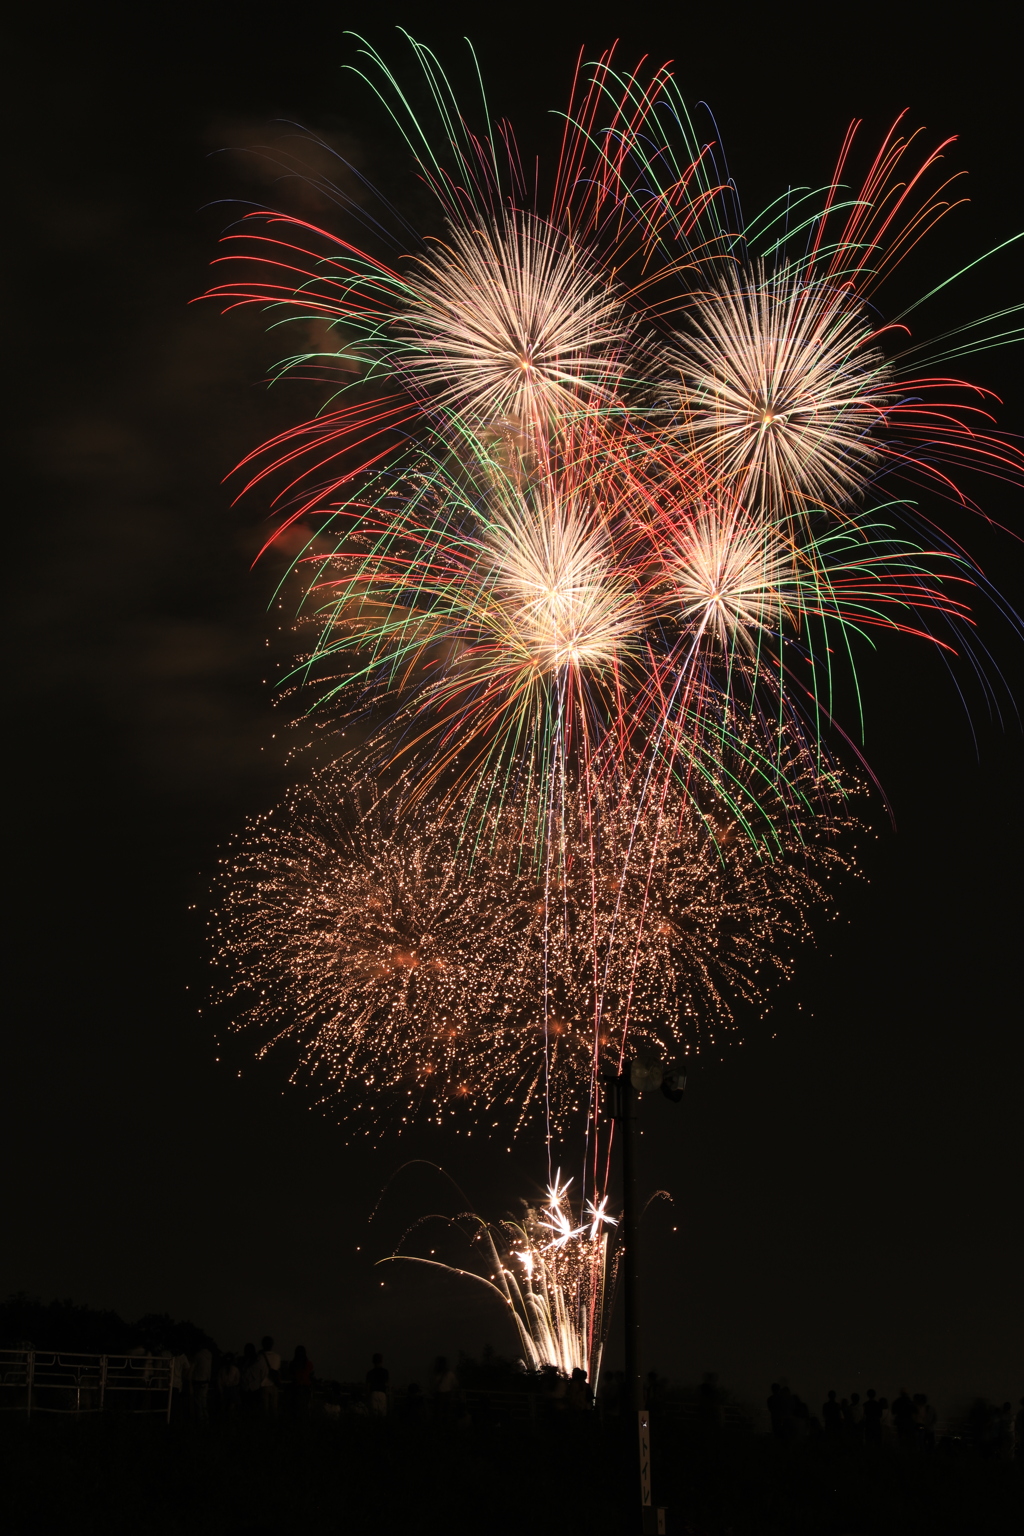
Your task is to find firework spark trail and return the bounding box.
[290,448,653,815]
[383,1174,619,1385]
[203,44,1023,567]
[199,45,696,537]
[285,419,981,834]
[200,49,1020,819]
[664,262,893,519]
[648,113,1024,522]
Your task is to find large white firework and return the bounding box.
[665,260,893,516]
[396,212,631,432]
[479,486,645,675]
[300,462,648,798]
[659,500,793,651]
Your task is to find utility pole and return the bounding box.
[618,1066,642,1415]
[610,1058,684,1536]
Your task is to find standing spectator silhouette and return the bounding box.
[994,1402,1015,1460]
[913,1393,936,1453]
[366,1353,389,1416]
[892,1388,915,1450]
[791,1392,813,1438]
[698,1373,723,1433]
[567,1367,593,1412]
[601,1370,626,1418]
[169,1347,190,1422]
[540,1363,567,1414]
[767,1383,785,1439]
[191,1345,212,1427]
[769,1382,797,1442]
[260,1336,281,1417]
[240,1342,267,1413]
[290,1345,314,1419]
[216,1353,240,1417]
[433,1356,458,1420]
[822,1390,843,1440]
[862,1389,883,1447]
[844,1392,863,1443]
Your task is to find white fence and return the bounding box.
[0,1348,174,1420]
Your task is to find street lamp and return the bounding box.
[607,1055,686,1535]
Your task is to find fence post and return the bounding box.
[165,1362,173,1426]
[99,1355,107,1413]
[26,1351,34,1420]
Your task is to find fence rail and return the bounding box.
[0,1348,174,1420]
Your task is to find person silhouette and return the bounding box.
[892,1387,915,1449]
[433,1356,458,1419]
[863,1388,883,1447]
[366,1352,389,1415]
[567,1367,593,1411]
[259,1336,281,1417]
[240,1342,267,1414]
[290,1345,314,1418]
[767,1382,785,1438]
[822,1390,842,1439]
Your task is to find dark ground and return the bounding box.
[3,1413,1021,1535]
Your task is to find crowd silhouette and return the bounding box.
[7,1294,1016,1456]
[154,1338,607,1427]
[154,1334,1022,1460]
[196,1337,316,1421]
[766,1381,1021,1457]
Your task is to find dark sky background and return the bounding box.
[6,2,1022,1421]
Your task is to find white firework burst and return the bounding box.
[665,260,893,515]
[662,501,793,650]
[396,211,631,431]
[479,486,645,675]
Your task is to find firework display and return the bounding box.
[211,776,533,1123]
[212,761,857,1133]
[206,36,1020,1379]
[206,43,1018,807]
[396,212,632,433]
[296,454,649,806]
[386,1175,618,1383]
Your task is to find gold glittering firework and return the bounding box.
[210,762,859,1133]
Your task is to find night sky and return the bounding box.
[6,2,1022,1419]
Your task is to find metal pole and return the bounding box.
[619,1070,642,1414]
[616,1069,652,1533]
[615,1060,680,1536]
[26,1350,34,1421]
[638,1405,652,1507]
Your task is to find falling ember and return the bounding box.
[209,762,860,1134]
[209,774,536,1124]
